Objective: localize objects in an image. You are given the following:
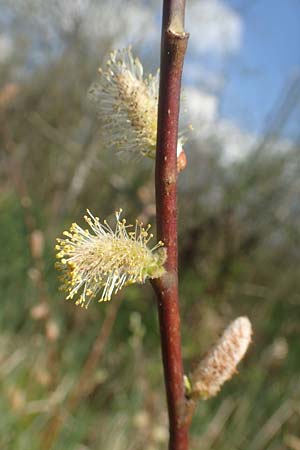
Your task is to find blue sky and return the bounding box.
[1,0,299,141]
[220,0,300,137]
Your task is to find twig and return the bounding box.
[1,115,59,385]
[41,295,122,450]
[67,294,122,409]
[151,1,189,449]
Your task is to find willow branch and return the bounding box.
[151,1,189,449]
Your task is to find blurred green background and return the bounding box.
[1,1,300,449]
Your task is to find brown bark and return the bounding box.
[152,1,190,449]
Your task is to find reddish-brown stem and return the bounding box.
[152,1,189,449]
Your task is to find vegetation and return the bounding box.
[1,1,300,449]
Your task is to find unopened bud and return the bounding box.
[177,148,187,172]
[46,320,60,342]
[30,230,44,259]
[189,317,252,400]
[30,303,49,320]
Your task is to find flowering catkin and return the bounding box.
[55,210,166,307]
[88,47,185,160]
[189,317,252,399]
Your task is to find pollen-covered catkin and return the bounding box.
[55,210,166,307]
[88,47,185,160]
[189,316,252,399]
